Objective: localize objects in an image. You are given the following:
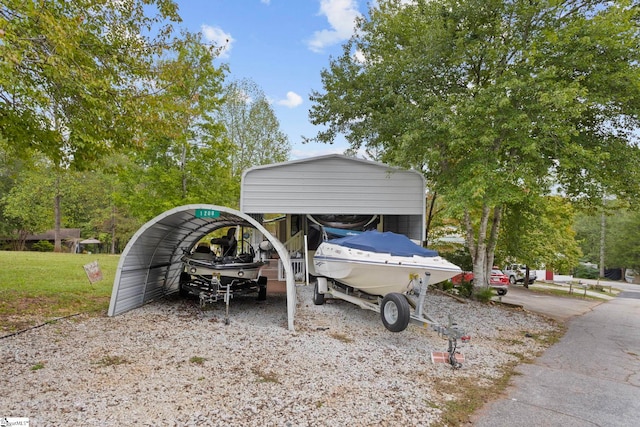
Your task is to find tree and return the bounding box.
[575,206,640,274]
[1,0,182,249]
[217,78,291,177]
[2,159,63,250]
[0,0,181,166]
[498,196,582,276]
[309,0,640,285]
[118,31,234,221]
[606,210,640,273]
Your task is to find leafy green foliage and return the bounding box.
[0,0,182,167]
[32,240,54,252]
[458,279,474,299]
[309,0,640,284]
[498,196,582,273]
[575,207,640,272]
[473,287,495,303]
[217,78,291,178]
[116,32,243,221]
[573,264,599,279]
[0,2,293,251]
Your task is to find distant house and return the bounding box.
[0,228,81,251]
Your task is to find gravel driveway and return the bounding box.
[1,286,558,426]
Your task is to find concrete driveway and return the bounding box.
[472,282,640,426]
[497,284,605,322]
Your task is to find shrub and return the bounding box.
[574,264,599,279]
[441,280,454,292]
[458,279,474,298]
[32,240,54,252]
[474,287,494,303]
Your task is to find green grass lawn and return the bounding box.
[0,251,120,333]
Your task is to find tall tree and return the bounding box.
[2,159,63,250]
[605,209,640,273]
[309,0,640,285]
[0,0,181,165]
[1,0,181,249]
[119,31,233,221]
[575,205,640,274]
[497,196,582,276]
[217,78,291,177]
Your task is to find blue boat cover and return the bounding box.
[328,230,438,257]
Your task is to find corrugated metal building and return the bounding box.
[108,205,296,329]
[241,154,426,241]
[109,155,426,331]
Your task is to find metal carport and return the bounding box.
[108,204,296,330]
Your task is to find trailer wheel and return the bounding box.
[257,276,267,301]
[179,272,190,297]
[380,293,410,332]
[313,281,325,305]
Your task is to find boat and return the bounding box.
[181,252,265,285]
[179,241,266,303]
[307,214,378,229]
[313,230,461,296]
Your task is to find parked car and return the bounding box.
[503,263,537,286]
[451,269,510,295]
[625,269,637,284]
[489,269,510,295]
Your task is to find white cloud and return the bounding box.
[277,91,303,108]
[201,24,234,58]
[307,0,361,53]
[260,0,271,4]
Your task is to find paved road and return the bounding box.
[472,283,640,426]
[498,285,606,322]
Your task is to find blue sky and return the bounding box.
[173,0,368,160]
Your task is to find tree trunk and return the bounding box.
[484,206,502,286]
[54,192,62,252]
[110,204,116,255]
[599,210,605,278]
[465,204,503,289]
[54,173,62,252]
[425,191,438,246]
[181,143,187,198]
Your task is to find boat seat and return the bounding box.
[212,228,237,257]
[191,244,214,261]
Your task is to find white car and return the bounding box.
[625,269,637,283]
[503,264,537,286]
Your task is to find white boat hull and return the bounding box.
[182,256,263,282]
[313,242,461,296]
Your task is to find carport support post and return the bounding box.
[224,284,231,325]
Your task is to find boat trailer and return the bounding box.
[313,272,470,368]
[180,271,267,326]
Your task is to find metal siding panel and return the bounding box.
[242,155,424,215]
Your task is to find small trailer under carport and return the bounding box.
[108,204,297,330]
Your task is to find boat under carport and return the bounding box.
[108,204,296,330]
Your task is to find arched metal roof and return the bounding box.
[108,204,296,330]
